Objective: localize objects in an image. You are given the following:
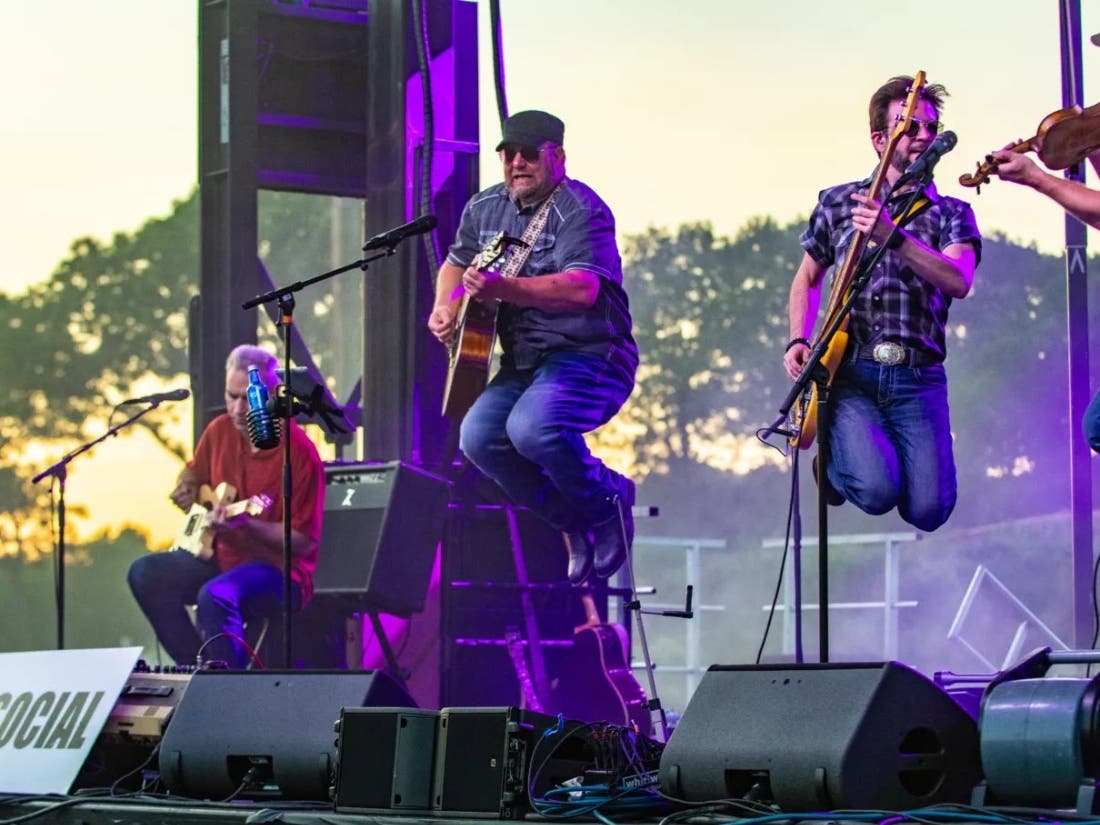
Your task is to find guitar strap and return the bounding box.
[497,181,563,279]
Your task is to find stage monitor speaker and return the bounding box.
[158,669,416,800]
[659,661,981,812]
[314,461,448,616]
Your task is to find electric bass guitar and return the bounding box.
[441,232,524,421]
[172,482,273,560]
[789,70,927,450]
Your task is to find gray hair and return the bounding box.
[225,344,278,385]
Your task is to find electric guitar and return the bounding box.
[441,232,524,421]
[789,70,927,450]
[172,482,273,560]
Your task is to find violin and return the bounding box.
[960,101,1100,193]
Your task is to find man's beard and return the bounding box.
[890,146,911,175]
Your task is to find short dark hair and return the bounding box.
[869,76,948,133]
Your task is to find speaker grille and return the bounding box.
[313,461,448,616]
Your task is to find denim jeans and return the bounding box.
[824,358,956,532]
[459,351,634,532]
[127,551,299,668]
[1084,389,1100,453]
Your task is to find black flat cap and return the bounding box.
[494,110,565,151]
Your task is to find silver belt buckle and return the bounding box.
[872,342,907,366]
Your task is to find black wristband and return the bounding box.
[886,230,906,250]
[785,337,810,353]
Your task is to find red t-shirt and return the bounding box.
[188,414,325,603]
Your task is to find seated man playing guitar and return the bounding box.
[428,110,638,584]
[127,345,325,668]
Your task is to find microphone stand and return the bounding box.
[763,175,930,663]
[242,247,398,669]
[32,401,172,650]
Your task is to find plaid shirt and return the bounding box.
[799,174,982,363]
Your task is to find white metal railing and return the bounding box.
[947,563,1069,670]
[613,536,727,700]
[760,532,921,659]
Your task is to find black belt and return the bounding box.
[852,341,940,368]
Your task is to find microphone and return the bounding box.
[245,366,280,450]
[119,388,191,406]
[362,214,438,251]
[897,130,958,185]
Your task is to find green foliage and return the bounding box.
[0,184,1095,674]
[0,528,157,656]
[623,217,798,471]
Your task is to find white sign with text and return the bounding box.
[0,647,141,794]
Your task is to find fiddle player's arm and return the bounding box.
[783,253,827,381]
[851,193,975,299]
[992,147,1100,231]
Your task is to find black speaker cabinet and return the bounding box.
[158,669,416,800]
[432,706,567,818]
[333,707,439,812]
[314,461,449,616]
[659,661,981,812]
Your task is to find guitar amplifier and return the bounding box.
[314,461,449,616]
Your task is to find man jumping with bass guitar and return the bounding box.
[427,109,638,583]
[783,76,982,532]
[127,345,325,667]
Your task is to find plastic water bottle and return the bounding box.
[245,366,279,449]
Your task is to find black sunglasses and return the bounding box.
[897,115,942,138]
[499,144,548,163]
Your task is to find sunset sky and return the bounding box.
[5,1,1100,543]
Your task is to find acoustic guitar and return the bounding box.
[569,621,652,736]
[172,482,273,559]
[441,232,523,421]
[789,70,927,450]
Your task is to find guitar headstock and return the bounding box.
[476,231,529,271]
[890,70,927,145]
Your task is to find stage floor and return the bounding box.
[0,797,473,825]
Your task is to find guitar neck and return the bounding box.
[504,632,544,713]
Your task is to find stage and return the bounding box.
[0,796,472,825]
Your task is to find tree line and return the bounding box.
[0,188,1093,663]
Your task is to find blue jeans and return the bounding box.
[127,551,300,668]
[824,358,956,532]
[1084,389,1100,453]
[459,351,634,531]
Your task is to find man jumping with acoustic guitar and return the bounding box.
[427,109,638,583]
[127,345,325,667]
[783,75,982,532]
